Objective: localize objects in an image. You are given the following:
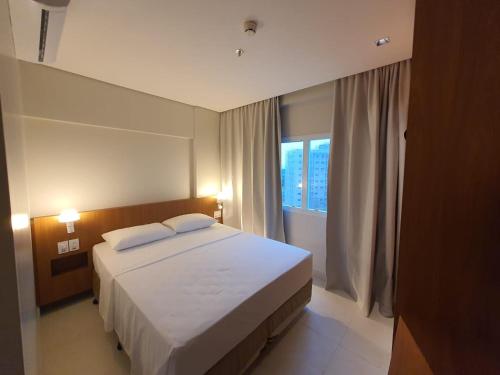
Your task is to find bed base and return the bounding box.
[92,269,312,375]
[207,279,312,375]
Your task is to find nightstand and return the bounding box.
[31,216,92,307]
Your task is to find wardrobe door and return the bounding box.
[0,102,25,374]
[390,0,500,374]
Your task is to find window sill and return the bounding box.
[283,206,327,217]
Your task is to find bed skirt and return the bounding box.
[92,269,312,375]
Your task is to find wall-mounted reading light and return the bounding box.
[11,214,29,230]
[58,208,80,233]
[216,192,226,210]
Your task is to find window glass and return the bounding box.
[281,141,303,208]
[307,139,330,211]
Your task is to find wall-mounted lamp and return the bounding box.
[216,192,225,210]
[58,208,80,233]
[11,214,29,230]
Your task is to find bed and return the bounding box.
[93,222,312,375]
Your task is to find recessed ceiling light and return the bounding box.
[235,48,244,57]
[375,37,390,46]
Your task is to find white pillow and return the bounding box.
[163,213,216,233]
[102,223,175,251]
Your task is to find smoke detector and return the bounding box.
[244,20,257,35]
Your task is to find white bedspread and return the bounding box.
[93,224,312,375]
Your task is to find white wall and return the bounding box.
[281,81,333,138]
[19,62,220,217]
[0,0,37,372]
[280,82,333,283]
[24,117,192,216]
[194,107,220,197]
[19,61,194,138]
[283,210,327,281]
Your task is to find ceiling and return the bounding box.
[9,0,415,112]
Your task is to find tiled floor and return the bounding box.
[37,285,393,375]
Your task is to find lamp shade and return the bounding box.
[58,208,80,223]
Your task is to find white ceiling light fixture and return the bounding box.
[375,36,391,46]
[235,48,244,57]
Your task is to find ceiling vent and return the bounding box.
[33,0,71,63]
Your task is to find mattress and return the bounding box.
[93,223,312,375]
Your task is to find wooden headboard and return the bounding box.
[31,197,219,306]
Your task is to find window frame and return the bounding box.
[281,133,330,216]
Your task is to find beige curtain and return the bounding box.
[220,97,285,241]
[326,60,411,317]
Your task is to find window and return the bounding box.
[281,141,303,208]
[281,137,330,212]
[307,139,330,211]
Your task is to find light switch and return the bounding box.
[57,241,69,254]
[66,222,75,233]
[214,210,222,219]
[69,238,80,252]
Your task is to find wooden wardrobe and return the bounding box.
[390,0,500,374]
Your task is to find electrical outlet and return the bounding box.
[69,238,80,252]
[57,241,69,254]
[214,210,222,219]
